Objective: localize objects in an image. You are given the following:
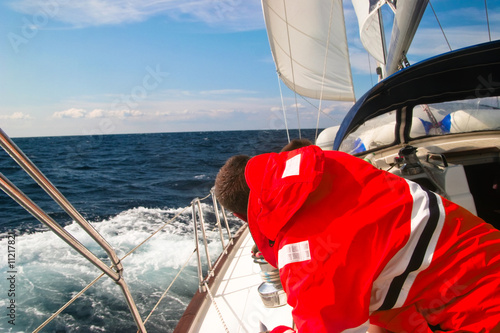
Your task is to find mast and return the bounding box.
[376,7,387,80]
[385,0,429,76]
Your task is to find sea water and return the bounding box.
[0,129,317,332]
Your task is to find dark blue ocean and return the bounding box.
[0,129,317,332]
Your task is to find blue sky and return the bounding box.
[0,0,498,138]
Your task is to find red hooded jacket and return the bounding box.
[245,145,500,333]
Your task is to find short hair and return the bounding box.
[214,155,251,215]
[280,138,313,152]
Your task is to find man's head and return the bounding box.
[214,155,251,217]
[280,138,313,152]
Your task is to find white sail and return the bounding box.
[385,0,429,75]
[262,0,355,102]
[352,0,386,64]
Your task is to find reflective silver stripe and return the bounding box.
[370,180,445,312]
[278,240,311,269]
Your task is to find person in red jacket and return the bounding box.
[214,145,500,333]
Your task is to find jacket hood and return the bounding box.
[245,145,325,267]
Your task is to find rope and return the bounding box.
[203,280,230,333]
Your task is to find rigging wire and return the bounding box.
[141,249,197,328]
[428,0,452,51]
[299,95,337,121]
[294,96,302,139]
[315,0,336,143]
[282,0,302,139]
[33,272,106,333]
[485,0,492,41]
[277,72,291,143]
[33,204,194,332]
[122,204,193,261]
[367,53,374,87]
[484,0,497,109]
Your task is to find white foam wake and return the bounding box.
[0,204,242,332]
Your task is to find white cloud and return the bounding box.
[87,109,105,118]
[52,108,86,118]
[9,0,265,30]
[109,110,144,118]
[200,89,256,96]
[410,26,495,59]
[52,108,144,119]
[290,103,306,110]
[155,109,186,117]
[0,112,32,120]
[153,103,244,121]
[5,92,354,138]
[438,6,500,26]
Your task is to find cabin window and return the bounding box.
[410,97,500,138]
[338,111,397,154]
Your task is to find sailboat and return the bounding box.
[0,0,498,332]
[174,0,500,332]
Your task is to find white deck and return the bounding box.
[196,229,294,332]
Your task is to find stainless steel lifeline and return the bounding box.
[192,192,235,293]
[0,128,147,333]
[192,197,213,291]
[190,191,235,333]
[212,188,234,253]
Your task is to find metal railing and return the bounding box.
[0,127,238,332]
[0,128,147,332]
[192,192,234,292]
